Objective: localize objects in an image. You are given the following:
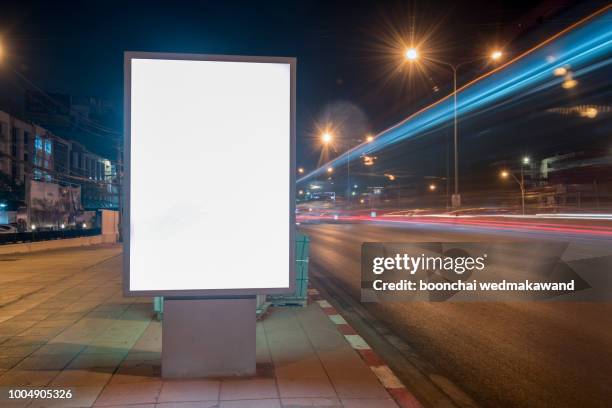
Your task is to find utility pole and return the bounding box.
[452,65,460,208]
[116,144,123,242]
[520,166,525,215]
[25,167,31,229]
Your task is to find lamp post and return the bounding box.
[321,131,374,207]
[499,166,525,215]
[404,48,503,208]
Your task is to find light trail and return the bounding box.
[298,5,612,184]
[296,214,612,238]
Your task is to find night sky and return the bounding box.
[0,0,603,167]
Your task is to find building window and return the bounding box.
[11,128,18,156]
[44,139,52,154]
[35,135,43,151]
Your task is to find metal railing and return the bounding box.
[0,228,102,245]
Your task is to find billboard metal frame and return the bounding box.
[123,51,296,297]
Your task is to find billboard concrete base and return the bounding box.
[161,296,256,378]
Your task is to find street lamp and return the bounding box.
[298,167,304,174]
[405,48,418,61]
[500,169,526,215]
[363,156,375,166]
[321,134,375,206]
[322,132,332,144]
[429,184,437,191]
[405,49,503,208]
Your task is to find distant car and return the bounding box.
[0,225,18,234]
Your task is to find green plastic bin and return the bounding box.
[153,296,164,320]
[269,232,310,306]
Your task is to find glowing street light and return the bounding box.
[429,184,437,191]
[553,67,568,76]
[298,167,304,174]
[366,134,374,143]
[583,107,598,118]
[562,78,577,89]
[490,50,503,61]
[327,166,333,173]
[500,169,526,215]
[404,47,504,208]
[405,48,418,61]
[322,132,333,144]
[522,156,530,165]
[363,156,376,166]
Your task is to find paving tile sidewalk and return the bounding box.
[0,245,401,407]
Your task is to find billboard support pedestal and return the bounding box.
[161,297,256,378]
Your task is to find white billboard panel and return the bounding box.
[124,53,295,296]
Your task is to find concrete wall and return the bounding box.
[0,234,117,255]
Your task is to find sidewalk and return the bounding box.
[0,245,413,408]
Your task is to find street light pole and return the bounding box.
[347,149,350,206]
[426,59,463,207]
[520,165,525,215]
[433,60,461,207]
[501,170,525,215]
[320,131,374,208]
[404,49,503,208]
[452,65,459,207]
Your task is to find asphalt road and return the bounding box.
[300,220,612,408]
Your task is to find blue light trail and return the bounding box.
[298,7,612,184]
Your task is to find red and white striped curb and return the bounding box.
[308,288,423,408]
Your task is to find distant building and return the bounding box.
[0,111,53,184]
[24,90,121,159]
[0,110,118,211]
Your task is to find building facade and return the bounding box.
[0,110,118,211]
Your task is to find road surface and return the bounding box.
[300,220,612,408]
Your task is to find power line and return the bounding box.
[4,64,123,150]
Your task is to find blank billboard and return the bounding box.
[124,53,295,296]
